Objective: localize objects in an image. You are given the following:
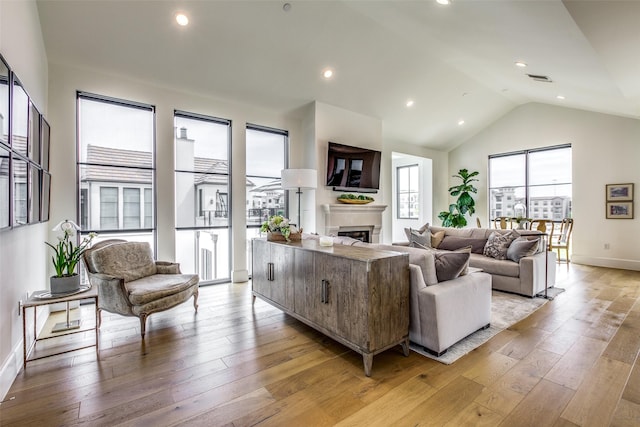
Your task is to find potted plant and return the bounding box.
[45,220,97,294]
[438,168,479,228]
[260,215,300,242]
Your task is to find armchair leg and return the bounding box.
[193,291,199,313]
[140,314,148,339]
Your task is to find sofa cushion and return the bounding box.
[331,235,362,245]
[86,241,157,282]
[507,237,540,262]
[433,251,471,282]
[126,273,199,305]
[483,231,518,260]
[437,236,488,254]
[469,253,520,277]
[382,244,438,286]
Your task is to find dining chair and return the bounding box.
[493,216,513,229]
[550,218,574,263]
[528,219,555,250]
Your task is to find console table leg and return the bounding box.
[362,353,373,377]
[401,338,410,357]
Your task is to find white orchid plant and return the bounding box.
[260,215,298,241]
[45,220,97,277]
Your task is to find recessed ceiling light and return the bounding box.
[515,61,527,68]
[322,68,334,79]
[458,120,465,126]
[556,95,565,100]
[406,100,415,107]
[283,3,292,12]
[436,0,451,5]
[176,13,189,26]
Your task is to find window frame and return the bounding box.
[488,144,572,222]
[396,163,419,220]
[76,91,156,245]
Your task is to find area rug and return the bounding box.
[410,290,549,364]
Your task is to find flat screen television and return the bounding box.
[326,142,381,192]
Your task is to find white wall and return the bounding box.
[449,102,640,270]
[0,0,49,401]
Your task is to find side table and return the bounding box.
[21,285,99,369]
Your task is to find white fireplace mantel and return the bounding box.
[322,203,387,243]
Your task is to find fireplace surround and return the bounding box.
[322,204,387,243]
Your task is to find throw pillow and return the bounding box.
[483,231,518,260]
[404,222,430,241]
[507,237,540,262]
[408,228,432,248]
[431,230,446,248]
[433,251,471,282]
[437,236,488,254]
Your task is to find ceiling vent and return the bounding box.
[527,74,552,83]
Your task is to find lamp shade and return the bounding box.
[281,169,317,190]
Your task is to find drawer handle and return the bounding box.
[267,263,274,281]
[321,279,329,304]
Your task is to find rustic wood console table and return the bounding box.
[252,238,410,376]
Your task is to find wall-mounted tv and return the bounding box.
[326,142,381,192]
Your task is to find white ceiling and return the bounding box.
[36,0,640,151]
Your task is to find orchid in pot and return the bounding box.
[45,220,97,294]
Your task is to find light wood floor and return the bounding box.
[2,264,640,426]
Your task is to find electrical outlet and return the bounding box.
[604,243,610,250]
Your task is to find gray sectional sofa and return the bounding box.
[427,225,556,298]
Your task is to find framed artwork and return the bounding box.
[606,183,633,201]
[28,164,41,224]
[606,202,633,219]
[12,156,27,226]
[0,145,9,229]
[41,171,51,222]
[12,77,29,158]
[41,117,50,171]
[28,102,41,165]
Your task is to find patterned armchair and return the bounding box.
[82,239,199,338]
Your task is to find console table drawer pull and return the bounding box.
[267,263,274,281]
[321,279,329,304]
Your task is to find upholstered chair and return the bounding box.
[82,239,199,338]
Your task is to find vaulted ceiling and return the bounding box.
[36,0,640,151]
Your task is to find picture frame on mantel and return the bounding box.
[606,183,633,201]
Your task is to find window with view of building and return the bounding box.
[489,145,572,222]
[174,111,231,284]
[245,125,288,273]
[397,164,419,219]
[77,93,155,248]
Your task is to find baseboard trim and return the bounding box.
[232,269,249,283]
[1,305,49,402]
[572,255,640,271]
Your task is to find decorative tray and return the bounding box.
[337,198,373,204]
[32,285,92,300]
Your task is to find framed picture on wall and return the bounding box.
[606,202,633,219]
[41,171,51,222]
[606,183,634,201]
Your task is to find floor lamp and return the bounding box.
[281,169,317,230]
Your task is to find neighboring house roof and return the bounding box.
[250,179,283,193]
[83,144,254,187]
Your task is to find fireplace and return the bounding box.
[338,229,371,243]
[322,204,387,243]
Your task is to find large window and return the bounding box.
[245,125,288,272]
[397,164,419,219]
[489,145,572,221]
[77,92,155,247]
[174,111,231,284]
